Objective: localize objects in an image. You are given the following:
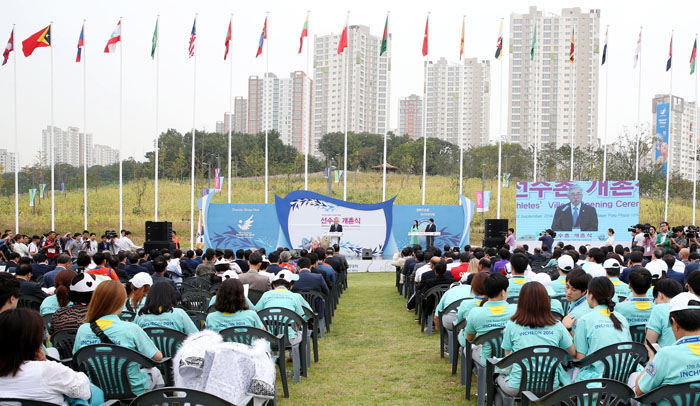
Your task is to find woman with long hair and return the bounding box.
[125,272,152,314]
[410,220,420,245]
[73,280,163,395]
[135,282,198,334]
[206,278,264,333]
[40,269,76,316]
[0,308,104,405]
[572,277,631,381]
[496,282,576,397]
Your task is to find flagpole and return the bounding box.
[382,11,390,202]
[50,22,55,231]
[305,10,310,191]
[83,20,88,229]
[118,17,123,232]
[664,30,673,221]
[190,14,198,249]
[602,26,609,181]
[343,11,350,202]
[155,16,160,221]
[569,28,575,182]
[13,25,18,234]
[264,11,269,204]
[228,14,233,202]
[635,27,642,181]
[421,12,429,206]
[694,33,698,225]
[497,18,504,218]
[458,15,465,200]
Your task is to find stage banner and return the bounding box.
[655,102,670,174]
[275,190,394,257]
[516,181,639,242]
[204,202,281,254]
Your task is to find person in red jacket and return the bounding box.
[86,252,120,281]
[41,231,60,261]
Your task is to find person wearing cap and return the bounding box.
[239,252,272,292]
[603,258,630,300]
[208,271,255,309]
[125,273,152,314]
[561,269,593,334]
[530,274,565,317]
[455,273,488,348]
[134,282,198,334]
[206,278,264,333]
[255,270,307,343]
[552,255,575,296]
[646,278,685,355]
[633,292,700,395]
[506,253,529,298]
[616,268,655,327]
[49,273,101,335]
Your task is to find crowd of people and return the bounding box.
[392,222,700,403]
[0,226,349,405]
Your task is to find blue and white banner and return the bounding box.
[655,102,670,175]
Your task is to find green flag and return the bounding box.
[530,24,537,60]
[380,16,388,56]
[151,17,158,59]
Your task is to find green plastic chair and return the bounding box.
[521,378,634,406]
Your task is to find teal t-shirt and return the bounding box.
[40,295,71,316]
[615,297,654,326]
[647,303,676,347]
[465,300,517,364]
[567,296,592,321]
[456,296,484,347]
[501,320,573,389]
[609,278,630,301]
[434,284,472,316]
[123,296,147,314]
[551,275,567,296]
[205,309,264,333]
[255,287,306,339]
[638,335,700,394]
[550,298,564,316]
[209,295,255,310]
[507,275,528,298]
[573,305,631,381]
[134,307,199,335]
[73,314,159,395]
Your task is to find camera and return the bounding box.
[685,225,699,240]
[628,223,651,238]
[105,230,118,239]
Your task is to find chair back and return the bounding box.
[257,307,306,347]
[440,298,467,317]
[42,313,53,331]
[635,382,700,406]
[423,284,451,305]
[185,310,207,331]
[50,328,77,360]
[182,276,211,292]
[506,296,519,304]
[521,378,634,406]
[143,327,188,358]
[472,327,506,359]
[129,387,234,406]
[247,289,264,305]
[491,345,569,397]
[180,290,213,313]
[73,344,158,400]
[0,399,62,406]
[629,325,646,344]
[119,311,136,322]
[219,326,282,349]
[574,342,647,383]
[296,290,326,317]
[17,294,43,311]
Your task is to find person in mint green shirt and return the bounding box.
[551,255,576,296]
[255,270,305,343]
[616,267,654,326]
[455,272,487,347]
[561,268,593,332]
[40,269,75,316]
[571,277,631,381]
[603,258,630,300]
[506,253,530,298]
[134,282,199,334]
[646,278,685,357]
[530,273,565,317]
[434,279,472,336]
[634,292,700,396]
[206,278,264,333]
[465,273,517,365]
[498,282,576,396]
[73,280,163,396]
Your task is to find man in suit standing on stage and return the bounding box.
[329,217,343,245]
[425,218,437,248]
[550,185,599,232]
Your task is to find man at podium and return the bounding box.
[329,217,343,245]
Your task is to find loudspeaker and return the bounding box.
[483,237,505,249]
[361,249,373,260]
[485,219,508,239]
[144,241,176,253]
[145,221,172,242]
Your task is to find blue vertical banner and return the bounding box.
[29,189,37,207]
[655,102,670,174]
[40,184,46,198]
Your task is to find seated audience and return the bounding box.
[616,268,654,326]
[124,272,152,314]
[205,278,265,333]
[50,273,100,335]
[40,269,75,316]
[134,282,198,334]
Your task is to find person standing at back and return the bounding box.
[425,219,437,248]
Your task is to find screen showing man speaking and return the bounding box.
[515,181,639,242]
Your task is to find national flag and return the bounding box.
[76,24,85,63]
[634,29,641,68]
[691,38,697,75]
[601,27,608,65]
[459,17,465,60]
[530,24,536,60]
[224,18,232,60]
[151,17,158,60]
[299,13,309,54]
[380,15,389,56]
[337,15,348,55]
[495,21,503,60]
[422,15,429,57]
[667,34,673,72]
[256,17,267,57]
[569,28,575,64]
[22,25,51,57]
[104,20,121,53]
[188,17,197,58]
[2,28,13,65]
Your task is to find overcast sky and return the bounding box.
[1,0,698,167]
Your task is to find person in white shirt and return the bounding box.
[86,233,98,256]
[645,248,668,279]
[119,231,139,252]
[415,256,439,284]
[13,235,29,258]
[605,228,615,247]
[27,235,41,257]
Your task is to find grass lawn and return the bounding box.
[276,272,474,406]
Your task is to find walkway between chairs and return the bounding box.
[276,272,469,406]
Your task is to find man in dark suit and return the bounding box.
[415,259,451,316]
[15,264,48,300]
[550,185,598,232]
[329,217,343,244]
[425,218,437,248]
[31,253,55,283]
[124,252,147,277]
[292,256,329,318]
[97,234,110,252]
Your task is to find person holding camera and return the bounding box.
[656,222,672,249]
[670,227,688,250]
[538,229,555,252]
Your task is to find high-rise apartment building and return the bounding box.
[312,25,390,157]
[507,7,600,149]
[0,149,16,173]
[215,121,225,134]
[233,97,247,134]
[41,125,117,168]
[651,94,699,181]
[425,57,491,148]
[398,94,422,140]
[92,144,120,167]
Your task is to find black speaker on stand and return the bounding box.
[483,219,508,248]
[144,221,175,253]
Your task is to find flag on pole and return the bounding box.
[569,28,575,64]
[530,24,536,60]
[104,20,121,53]
[380,15,388,56]
[151,17,158,59]
[256,17,267,57]
[224,18,232,60]
[22,25,51,57]
[29,189,37,207]
[337,15,348,54]
[76,24,85,63]
[422,16,429,56]
[667,34,673,72]
[2,28,13,65]
[495,21,503,60]
[691,38,697,75]
[188,17,197,58]
[299,13,308,54]
[601,27,608,65]
[634,30,641,68]
[459,17,465,60]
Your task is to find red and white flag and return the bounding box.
[188,17,197,58]
[337,14,348,55]
[2,28,13,66]
[104,19,121,53]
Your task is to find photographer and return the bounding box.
[670,226,687,250]
[538,229,555,252]
[656,222,672,249]
[685,227,700,253]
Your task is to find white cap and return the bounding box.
[273,269,300,283]
[221,270,238,280]
[603,258,621,269]
[262,255,270,263]
[531,273,552,288]
[70,273,101,293]
[669,292,700,313]
[557,255,575,272]
[215,258,231,266]
[587,263,607,278]
[129,272,153,289]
